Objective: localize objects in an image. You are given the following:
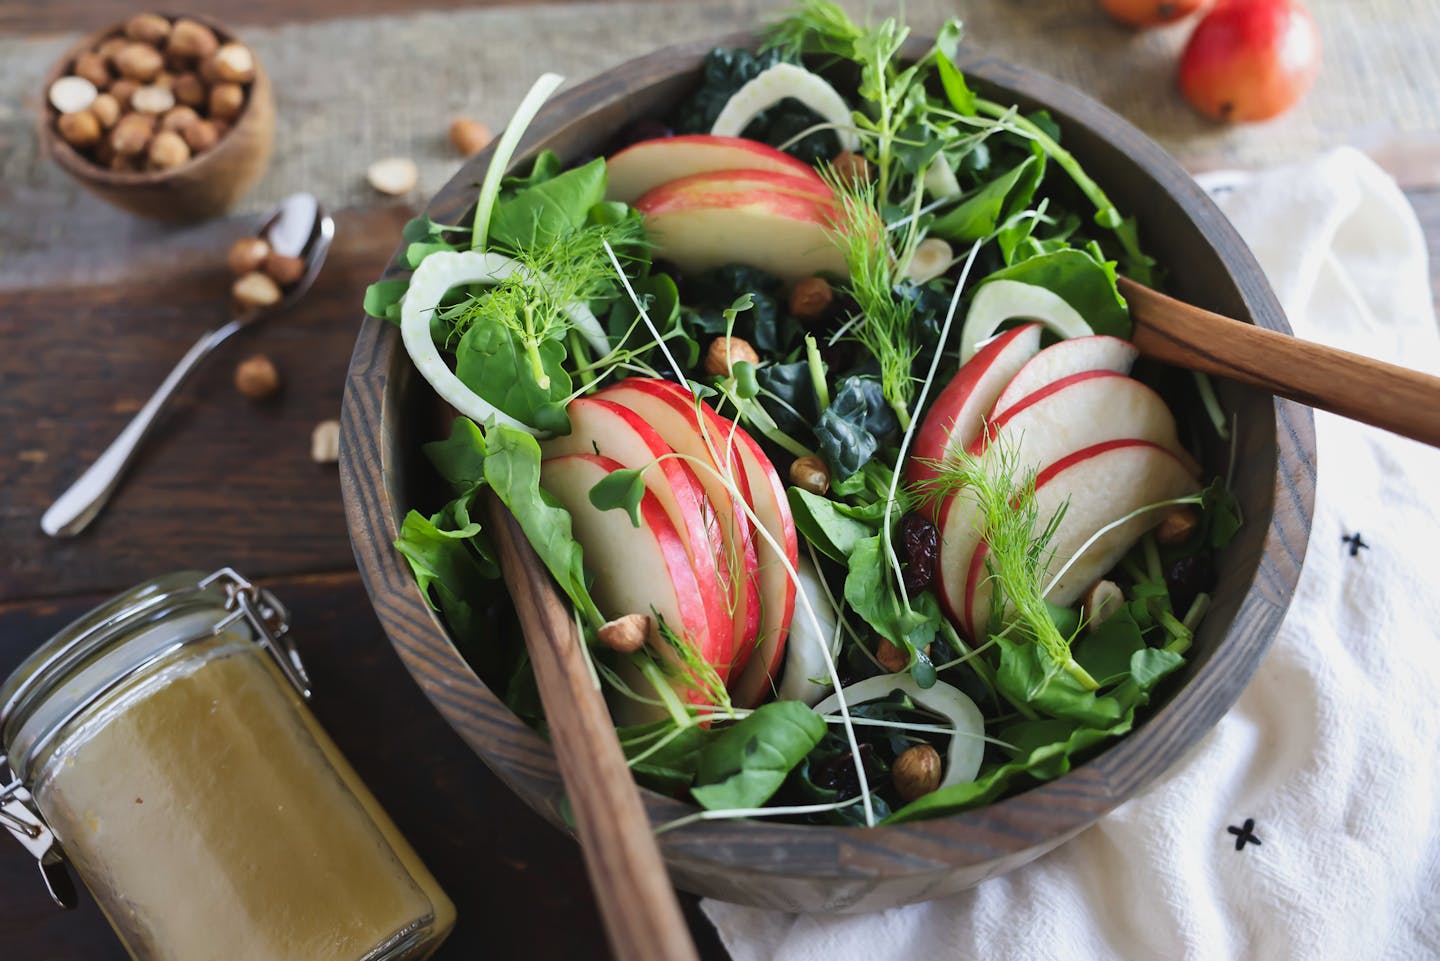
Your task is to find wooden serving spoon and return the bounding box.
[487,497,700,961]
[1119,277,1440,448]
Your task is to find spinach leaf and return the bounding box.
[363,279,409,323]
[843,534,940,654]
[489,157,608,252]
[606,272,699,370]
[691,701,827,810]
[981,247,1130,340]
[929,150,1044,243]
[814,376,898,480]
[423,417,489,495]
[1071,607,1146,687]
[621,720,716,795]
[787,487,874,561]
[500,149,563,192]
[454,316,572,435]
[484,424,606,629]
[394,507,498,651]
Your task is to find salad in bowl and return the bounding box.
[362,1,1248,834]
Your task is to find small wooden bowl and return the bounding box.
[38,14,274,223]
[341,36,1317,913]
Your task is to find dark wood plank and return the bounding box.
[0,0,643,37]
[0,572,728,961]
[0,204,410,604]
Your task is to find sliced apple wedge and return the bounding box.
[906,323,1041,498]
[540,454,729,722]
[975,370,1191,469]
[605,134,824,204]
[591,377,763,678]
[541,397,735,661]
[960,439,1201,636]
[633,183,847,280]
[634,167,833,202]
[613,379,799,708]
[990,335,1140,417]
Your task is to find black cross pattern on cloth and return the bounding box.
[1342,531,1369,557]
[1227,818,1262,851]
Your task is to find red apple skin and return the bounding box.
[1101,0,1210,27]
[1178,0,1322,123]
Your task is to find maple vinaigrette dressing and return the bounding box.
[0,570,455,961]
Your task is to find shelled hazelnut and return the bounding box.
[227,236,271,275]
[47,14,256,173]
[263,253,306,287]
[892,744,942,802]
[232,271,282,310]
[449,117,492,157]
[234,354,281,400]
[704,334,759,378]
[789,455,831,496]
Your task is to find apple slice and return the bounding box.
[960,439,1201,637]
[540,454,727,722]
[607,379,798,708]
[990,335,1140,417]
[975,370,1191,469]
[906,323,1042,499]
[541,397,735,661]
[632,168,832,203]
[591,377,763,677]
[605,134,824,204]
[633,183,847,281]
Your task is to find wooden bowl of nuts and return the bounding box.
[39,12,274,223]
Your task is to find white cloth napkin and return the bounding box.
[703,147,1440,961]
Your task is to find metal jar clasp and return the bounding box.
[201,567,311,699]
[1,757,75,909]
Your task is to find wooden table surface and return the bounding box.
[1,2,1437,960]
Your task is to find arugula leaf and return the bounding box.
[787,487,874,561]
[981,247,1131,340]
[423,417,489,495]
[484,424,605,629]
[394,506,499,660]
[1071,607,1146,687]
[691,702,827,810]
[935,48,976,114]
[929,151,1044,243]
[489,157,608,252]
[454,316,573,435]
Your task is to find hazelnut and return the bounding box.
[366,156,418,196]
[182,119,220,153]
[310,420,341,464]
[146,130,190,169]
[788,276,834,323]
[449,116,492,156]
[48,75,98,114]
[892,743,942,802]
[90,92,121,128]
[832,150,872,187]
[876,639,930,674]
[904,237,954,285]
[227,236,271,275]
[1155,506,1199,545]
[596,613,652,654]
[171,72,206,108]
[152,70,175,90]
[108,79,139,107]
[704,334,759,378]
[159,105,199,133]
[130,83,175,115]
[56,110,102,149]
[109,113,154,155]
[1082,579,1125,633]
[234,354,281,400]
[263,253,306,287]
[124,13,171,45]
[166,19,219,61]
[210,120,231,139]
[232,271,282,310]
[789,454,830,496]
[97,36,130,66]
[73,51,111,89]
[197,54,223,85]
[207,82,245,121]
[209,43,256,84]
[114,42,164,82]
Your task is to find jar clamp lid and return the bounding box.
[0,567,307,908]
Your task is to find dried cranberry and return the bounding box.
[1164,553,1216,616]
[898,513,940,594]
[812,743,882,798]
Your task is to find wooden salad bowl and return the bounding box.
[339,35,1317,913]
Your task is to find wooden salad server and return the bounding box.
[1119,277,1440,448]
[487,497,700,961]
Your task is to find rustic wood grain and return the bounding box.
[0,572,729,961]
[339,36,1318,913]
[0,204,409,603]
[490,501,700,961]
[1123,276,1440,447]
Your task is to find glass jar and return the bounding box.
[0,568,456,961]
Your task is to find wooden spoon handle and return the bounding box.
[1120,277,1440,448]
[488,498,699,961]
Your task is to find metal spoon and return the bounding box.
[41,193,336,537]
